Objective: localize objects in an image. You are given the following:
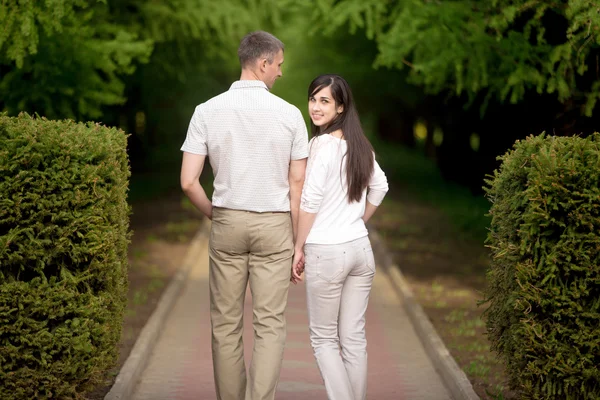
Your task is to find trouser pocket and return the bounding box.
[306,246,346,283]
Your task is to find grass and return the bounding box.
[128,169,180,204]
[132,249,147,260]
[466,359,492,378]
[165,220,201,242]
[130,278,164,308]
[372,138,490,243]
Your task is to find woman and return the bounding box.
[291,74,389,400]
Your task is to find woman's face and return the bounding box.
[309,85,343,128]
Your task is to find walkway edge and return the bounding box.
[104,219,210,400]
[369,226,480,400]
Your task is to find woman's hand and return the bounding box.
[290,247,305,284]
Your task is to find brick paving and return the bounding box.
[131,240,452,400]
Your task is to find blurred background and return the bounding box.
[2,1,599,215]
[3,3,600,397]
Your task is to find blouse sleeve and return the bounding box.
[300,141,330,214]
[366,158,388,206]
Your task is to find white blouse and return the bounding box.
[300,134,389,245]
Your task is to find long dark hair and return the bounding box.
[308,74,374,203]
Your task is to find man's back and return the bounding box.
[179,31,308,400]
[181,80,308,212]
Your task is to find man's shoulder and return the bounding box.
[196,91,231,111]
[193,87,302,124]
[264,92,302,115]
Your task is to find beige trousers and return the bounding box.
[209,208,293,400]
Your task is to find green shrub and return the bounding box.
[483,132,600,399]
[0,113,131,399]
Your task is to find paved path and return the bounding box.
[131,238,452,400]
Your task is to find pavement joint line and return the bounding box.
[284,341,312,349]
[104,219,210,400]
[277,381,326,392]
[368,225,480,400]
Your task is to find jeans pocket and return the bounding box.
[210,223,235,253]
[315,251,345,283]
[363,246,376,273]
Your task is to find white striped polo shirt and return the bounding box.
[181,80,309,213]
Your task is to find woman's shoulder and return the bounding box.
[309,134,341,151]
[308,135,340,166]
[309,135,337,159]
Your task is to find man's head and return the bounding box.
[238,31,285,89]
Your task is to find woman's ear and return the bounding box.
[337,105,344,114]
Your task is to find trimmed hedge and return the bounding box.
[483,132,600,399]
[0,113,131,399]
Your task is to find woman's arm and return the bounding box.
[363,158,389,223]
[291,142,330,283]
[362,201,378,223]
[295,210,317,252]
[291,209,317,283]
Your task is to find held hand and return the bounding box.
[290,248,305,284]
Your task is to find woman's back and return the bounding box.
[292,73,390,400]
[301,134,388,245]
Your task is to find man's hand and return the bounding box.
[290,247,305,284]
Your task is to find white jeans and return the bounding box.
[304,236,375,400]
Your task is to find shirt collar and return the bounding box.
[230,80,269,91]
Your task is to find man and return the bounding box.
[179,31,308,400]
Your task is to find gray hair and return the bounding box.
[238,31,284,69]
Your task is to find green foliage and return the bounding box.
[311,0,600,116]
[0,1,153,120]
[0,0,92,68]
[1,0,291,121]
[0,113,131,398]
[483,133,600,399]
[110,0,291,79]
[372,138,490,241]
[272,11,424,136]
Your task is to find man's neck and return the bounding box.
[239,69,262,82]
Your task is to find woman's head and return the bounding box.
[307,74,374,203]
[307,74,355,135]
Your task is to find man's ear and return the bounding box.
[259,58,268,73]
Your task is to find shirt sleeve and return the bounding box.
[300,141,329,213]
[180,105,208,155]
[291,109,309,160]
[366,158,389,206]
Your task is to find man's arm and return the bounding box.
[181,152,212,219]
[289,158,307,242]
